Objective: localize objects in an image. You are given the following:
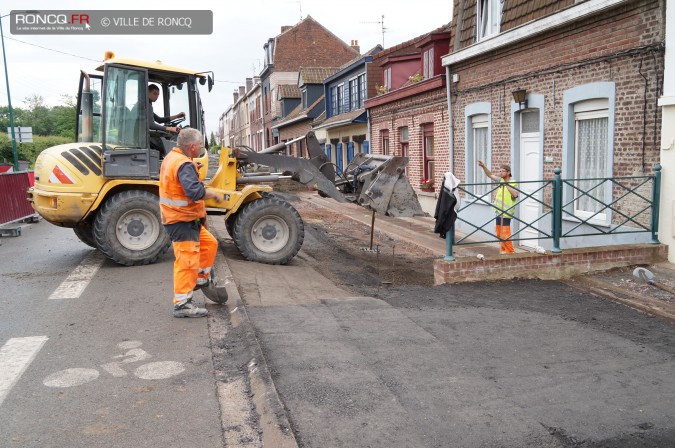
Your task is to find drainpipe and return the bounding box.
[445,65,454,174]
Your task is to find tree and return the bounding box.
[23,94,54,135]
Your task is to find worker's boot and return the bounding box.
[173,299,208,318]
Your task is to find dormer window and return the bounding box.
[302,89,307,108]
[423,48,434,78]
[477,0,502,40]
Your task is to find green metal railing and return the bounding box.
[444,165,661,261]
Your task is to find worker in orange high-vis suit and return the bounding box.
[478,161,519,254]
[159,128,223,318]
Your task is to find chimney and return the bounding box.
[281,25,292,33]
[239,86,246,97]
[246,78,253,92]
[350,39,360,54]
[233,91,239,103]
[253,76,260,84]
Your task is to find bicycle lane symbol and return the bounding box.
[42,341,186,388]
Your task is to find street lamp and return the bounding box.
[0,10,37,172]
[0,11,19,171]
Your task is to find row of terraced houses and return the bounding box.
[221,0,675,261]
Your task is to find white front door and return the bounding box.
[518,110,541,249]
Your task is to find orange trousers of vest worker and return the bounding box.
[172,225,218,304]
[496,224,515,254]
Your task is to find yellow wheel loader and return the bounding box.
[28,55,423,266]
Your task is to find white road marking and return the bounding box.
[43,368,99,388]
[0,336,49,406]
[134,361,185,380]
[48,251,105,300]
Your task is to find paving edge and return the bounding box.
[209,216,299,448]
[564,276,675,323]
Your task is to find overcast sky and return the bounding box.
[1,0,452,134]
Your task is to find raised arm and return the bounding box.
[477,160,500,182]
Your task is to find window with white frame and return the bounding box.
[331,86,338,117]
[423,124,435,181]
[574,99,609,221]
[350,77,359,110]
[359,74,366,107]
[400,127,409,176]
[381,129,390,155]
[423,48,434,78]
[383,67,392,91]
[337,84,344,114]
[477,0,502,41]
[472,114,490,197]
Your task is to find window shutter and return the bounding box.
[336,143,344,174]
[347,142,354,162]
[362,141,369,154]
[343,83,350,112]
[325,144,332,161]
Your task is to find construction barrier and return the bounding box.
[0,171,35,225]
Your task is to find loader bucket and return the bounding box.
[344,153,425,217]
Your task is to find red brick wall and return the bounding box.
[369,86,450,190]
[278,120,312,157]
[446,0,664,227]
[434,244,667,285]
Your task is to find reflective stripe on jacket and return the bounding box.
[159,147,206,224]
[493,180,518,218]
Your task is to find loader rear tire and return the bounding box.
[73,221,96,248]
[93,190,170,266]
[225,213,238,239]
[232,197,304,265]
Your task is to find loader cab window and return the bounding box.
[102,65,148,148]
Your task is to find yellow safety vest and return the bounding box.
[493,179,518,218]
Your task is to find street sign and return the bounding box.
[7,126,32,143]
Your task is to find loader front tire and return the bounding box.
[93,190,170,266]
[73,221,96,248]
[232,197,304,265]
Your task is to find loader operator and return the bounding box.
[148,84,184,153]
[159,128,222,318]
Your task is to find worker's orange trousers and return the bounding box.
[172,225,218,304]
[496,224,515,254]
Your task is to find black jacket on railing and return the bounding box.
[434,185,458,239]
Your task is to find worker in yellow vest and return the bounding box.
[478,161,519,254]
[159,128,222,317]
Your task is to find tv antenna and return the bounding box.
[360,14,387,47]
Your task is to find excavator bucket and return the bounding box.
[340,153,426,217]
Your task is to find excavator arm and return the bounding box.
[208,132,425,217]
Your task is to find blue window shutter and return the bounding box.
[325,144,331,161]
[363,141,369,154]
[347,142,354,162]
[336,143,343,174]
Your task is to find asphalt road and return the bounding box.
[219,195,675,448]
[0,220,224,447]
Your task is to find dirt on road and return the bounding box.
[290,194,437,291]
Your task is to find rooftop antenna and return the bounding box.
[359,14,387,47]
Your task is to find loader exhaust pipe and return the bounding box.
[79,71,93,143]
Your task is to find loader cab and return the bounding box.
[76,55,213,178]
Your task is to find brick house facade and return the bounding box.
[259,17,359,149]
[365,26,452,211]
[443,0,665,250]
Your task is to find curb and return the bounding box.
[209,216,299,448]
[564,276,675,322]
